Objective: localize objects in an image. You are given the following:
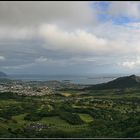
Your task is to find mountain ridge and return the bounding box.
[85,74,140,90]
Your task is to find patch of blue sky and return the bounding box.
[91,1,140,26]
[91,1,109,11]
[90,2,111,23]
[111,16,139,25]
[97,13,111,22]
[97,13,136,25]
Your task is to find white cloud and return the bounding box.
[39,23,140,57]
[0,56,5,61]
[119,57,140,69]
[39,24,121,55]
[2,22,140,72]
[120,61,136,69]
[35,56,48,63]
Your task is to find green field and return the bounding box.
[0,88,140,138]
[78,113,93,123]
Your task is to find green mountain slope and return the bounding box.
[86,75,140,90]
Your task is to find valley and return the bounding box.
[0,75,140,138]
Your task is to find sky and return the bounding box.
[1,1,140,75]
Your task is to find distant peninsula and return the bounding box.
[0,71,7,78]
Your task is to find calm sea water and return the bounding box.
[8,74,120,85]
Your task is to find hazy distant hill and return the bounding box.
[85,75,140,90]
[0,71,7,78]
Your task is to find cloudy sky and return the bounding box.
[1,1,140,75]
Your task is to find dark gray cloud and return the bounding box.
[0,1,95,28]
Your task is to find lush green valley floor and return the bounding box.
[0,88,140,138]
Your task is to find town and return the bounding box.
[0,78,88,96]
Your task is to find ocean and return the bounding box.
[8,74,121,85]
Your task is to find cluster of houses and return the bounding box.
[0,83,52,96]
[25,122,55,131]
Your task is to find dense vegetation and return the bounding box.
[85,75,140,90]
[0,86,140,138]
